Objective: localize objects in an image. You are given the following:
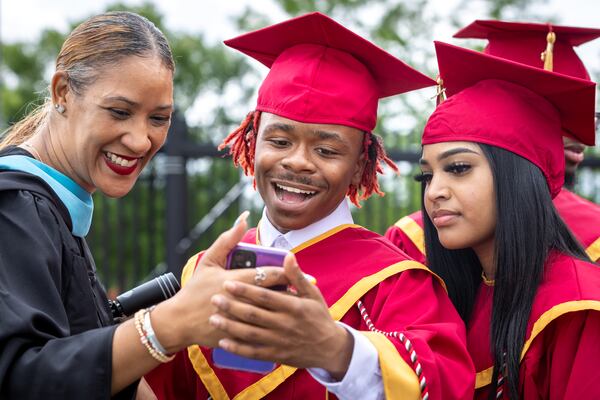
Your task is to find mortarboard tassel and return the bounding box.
[435,76,447,105]
[540,30,556,71]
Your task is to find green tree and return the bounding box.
[1,0,558,290]
[0,0,554,138]
[0,2,254,139]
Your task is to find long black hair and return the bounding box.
[422,143,590,399]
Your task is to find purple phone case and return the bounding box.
[215,243,289,373]
[225,242,289,269]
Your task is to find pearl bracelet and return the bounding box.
[134,308,174,363]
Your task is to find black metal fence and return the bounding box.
[89,115,600,296]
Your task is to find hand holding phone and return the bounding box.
[214,243,290,373]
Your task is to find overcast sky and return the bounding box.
[3,0,600,61]
[2,0,599,102]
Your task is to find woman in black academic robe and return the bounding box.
[0,12,286,400]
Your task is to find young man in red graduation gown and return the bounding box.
[145,12,474,400]
[386,20,600,263]
[421,41,600,399]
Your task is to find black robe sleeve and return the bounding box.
[0,185,133,399]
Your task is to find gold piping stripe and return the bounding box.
[291,224,360,253]
[181,255,201,286]
[188,346,230,399]
[520,300,600,357]
[394,216,425,255]
[188,260,431,399]
[586,237,600,262]
[328,261,432,320]
[362,332,420,400]
[233,365,297,400]
[255,222,360,252]
[474,300,600,389]
[474,367,493,390]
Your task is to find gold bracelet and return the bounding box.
[134,309,175,363]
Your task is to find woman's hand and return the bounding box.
[112,213,290,394]
[151,212,290,352]
[208,254,354,380]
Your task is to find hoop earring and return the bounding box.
[54,103,65,114]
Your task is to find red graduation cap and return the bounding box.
[423,42,596,198]
[454,20,600,79]
[224,12,436,132]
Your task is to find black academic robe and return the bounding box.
[0,147,135,399]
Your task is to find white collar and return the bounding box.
[258,200,353,249]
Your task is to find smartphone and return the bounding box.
[213,243,290,373]
[225,242,289,271]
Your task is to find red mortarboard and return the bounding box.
[423,42,596,197]
[224,12,436,132]
[454,20,600,79]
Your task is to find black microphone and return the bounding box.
[110,273,180,318]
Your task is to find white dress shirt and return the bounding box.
[258,200,384,400]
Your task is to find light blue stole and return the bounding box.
[0,155,93,237]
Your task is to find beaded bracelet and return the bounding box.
[144,308,169,355]
[134,308,175,363]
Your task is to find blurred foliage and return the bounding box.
[0,2,253,141]
[1,0,552,136]
[3,0,567,291]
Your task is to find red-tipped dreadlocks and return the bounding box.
[219,111,399,207]
[347,132,399,208]
[218,111,262,179]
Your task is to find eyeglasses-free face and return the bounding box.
[253,112,365,233]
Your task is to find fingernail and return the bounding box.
[218,339,231,350]
[209,315,223,328]
[233,211,250,227]
[223,280,237,292]
[211,294,225,307]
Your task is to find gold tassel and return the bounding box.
[540,30,556,71]
[434,76,447,105]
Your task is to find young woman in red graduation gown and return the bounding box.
[387,21,600,265]
[417,42,600,399]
